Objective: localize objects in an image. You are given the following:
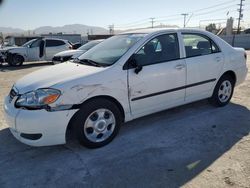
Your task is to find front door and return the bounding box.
[128,33,186,117]
[27,39,45,61]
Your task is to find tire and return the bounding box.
[73,98,122,148]
[209,74,235,107]
[10,54,24,66]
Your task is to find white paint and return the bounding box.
[0,38,71,62]
[3,28,248,146]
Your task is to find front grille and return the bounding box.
[53,56,72,62]
[63,56,72,62]
[53,56,61,62]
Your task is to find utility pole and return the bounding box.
[149,18,155,28]
[237,0,244,34]
[108,24,114,35]
[181,13,189,28]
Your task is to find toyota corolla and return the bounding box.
[4,28,248,148]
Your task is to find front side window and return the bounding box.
[78,34,146,66]
[134,34,180,66]
[30,39,42,48]
[22,39,38,47]
[183,34,220,58]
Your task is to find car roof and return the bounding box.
[121,28,208,35]
[44,38,68,42]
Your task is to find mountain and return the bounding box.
[34,24,108,35]
[0,24,108,36]
[0,27,25,34]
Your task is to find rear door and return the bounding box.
[128,33,186,116]
[45,39,68,60]
[181,33,224,101]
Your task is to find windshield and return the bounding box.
[78,34,146,66]
[78,41,102,51]
[22,39,37,47]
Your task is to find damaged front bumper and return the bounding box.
[3,96,78,146]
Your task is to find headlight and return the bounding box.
[15,88,61,109]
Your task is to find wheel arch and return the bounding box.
[220,70,237,85]
[7,52,25,63]
[65,95,125,141]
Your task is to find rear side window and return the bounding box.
[134,33,180,66]
[182,34,220,58]
[46,40,65,47]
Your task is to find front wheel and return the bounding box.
[209,75,235,107]
[9,54,24,66]
[73,99,122,148]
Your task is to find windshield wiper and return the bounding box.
[74,58,104,67]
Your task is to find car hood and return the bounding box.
[0,46,25,52]
[54,49,86,57]
[15,62,105,94]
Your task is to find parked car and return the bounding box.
[52,40,103,64]
[4,28,248,148]
[0,38,72,66]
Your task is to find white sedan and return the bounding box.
[4,28,248,148]
[52,40,103,64]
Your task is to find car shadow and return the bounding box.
[0,62,53,72]
[0,101,249,187]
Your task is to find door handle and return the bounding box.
[175,64,185,70]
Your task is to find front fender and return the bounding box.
[8,49,27,60]
[54,82,129,113]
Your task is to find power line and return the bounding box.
[192,4,237,17]
[187,0,237,14]
[114,0,240,30]
[114,0,238,28]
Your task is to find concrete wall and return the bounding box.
[219,34,250,49]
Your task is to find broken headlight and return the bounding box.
[15,88,61,109]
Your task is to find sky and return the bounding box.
[0,0,249,30]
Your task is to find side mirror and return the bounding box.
[134,64,142,74]
[128,55,143,74]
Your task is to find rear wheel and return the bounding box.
[73,98,122,148]
[209,75,235,107]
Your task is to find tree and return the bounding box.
[205,23,217,33]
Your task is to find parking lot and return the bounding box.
[0,52,250,188]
